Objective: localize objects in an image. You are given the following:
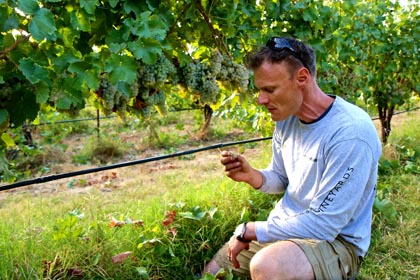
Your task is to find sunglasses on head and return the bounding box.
[266,37,310,70]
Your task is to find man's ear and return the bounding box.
[296,67,311,84]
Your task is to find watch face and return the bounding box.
[234,224,244,237]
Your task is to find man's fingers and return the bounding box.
[224,161,241,171]
[232,255,240,269]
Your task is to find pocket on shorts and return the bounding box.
[329,238,360,279]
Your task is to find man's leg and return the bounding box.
[250,240,314,280]
[202,259,222,275]
[204,238,360,279]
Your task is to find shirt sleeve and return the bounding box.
[255,138,378,243]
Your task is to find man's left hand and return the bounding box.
[227,236,250,269]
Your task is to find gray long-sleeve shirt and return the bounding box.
[254,96,382,257]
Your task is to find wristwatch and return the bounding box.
[234,222,251,243]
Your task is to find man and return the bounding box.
[203,37,382,279]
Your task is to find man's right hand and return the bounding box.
[220,151,263,189]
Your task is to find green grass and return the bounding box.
[0,110,419,279]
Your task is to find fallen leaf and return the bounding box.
[162,210,176,226]
[67,268,83,278]
[168,227,177,237]
[112,251,133,264]
[108,217,125,228]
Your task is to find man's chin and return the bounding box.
[270,115,287,122]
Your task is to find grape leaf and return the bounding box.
[105,55,137,84]
[17,0,39,15]
[131,12,167,39]
[108,0,119,8]
[29,8,57,41]
[128,38,161,64]
[35,81,50,103]
[80,0,98,15]
[18,58,50,84]
[0,7,19,32]
[8,90,39,126]
[123,0,149,17]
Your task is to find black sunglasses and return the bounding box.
[266,37,310,71]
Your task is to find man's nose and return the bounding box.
[257,92,268,105]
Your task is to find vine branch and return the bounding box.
[0,35,30,60]
[167,3,192,37]
[196,0,231,57]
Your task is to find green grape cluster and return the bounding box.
[137,54,177,89]
[180,50,250,104]
[215,53,250,92]
[133,88,167,119]
[0,81,13,108]
[149,90,166,115]
[0,82,12,133]
[132,53,176,118]
[97,75,129,118]
[182,60,220,104]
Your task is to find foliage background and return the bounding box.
[1,0,419,147]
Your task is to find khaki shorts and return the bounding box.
[212,236,362,280]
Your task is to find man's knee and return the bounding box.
[249,249,269,279]
[249,241,314,280]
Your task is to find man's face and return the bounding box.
[254,60,303,121]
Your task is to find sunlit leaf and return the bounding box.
[1,132,15,147]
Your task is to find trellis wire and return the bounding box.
[0,136,272,192]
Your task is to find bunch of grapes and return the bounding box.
[0,81,13,109]
[181,59,220,104]
[137,53,177,89]
[132,88,166,118]
[96,75,129,119]
[215,53,250,92]
[131,53,177,118]
[180,50,251,104]
[149,89,166,115]
[0,82,12,133]
[209,50,223,76]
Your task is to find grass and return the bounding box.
[0,109,419,279]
